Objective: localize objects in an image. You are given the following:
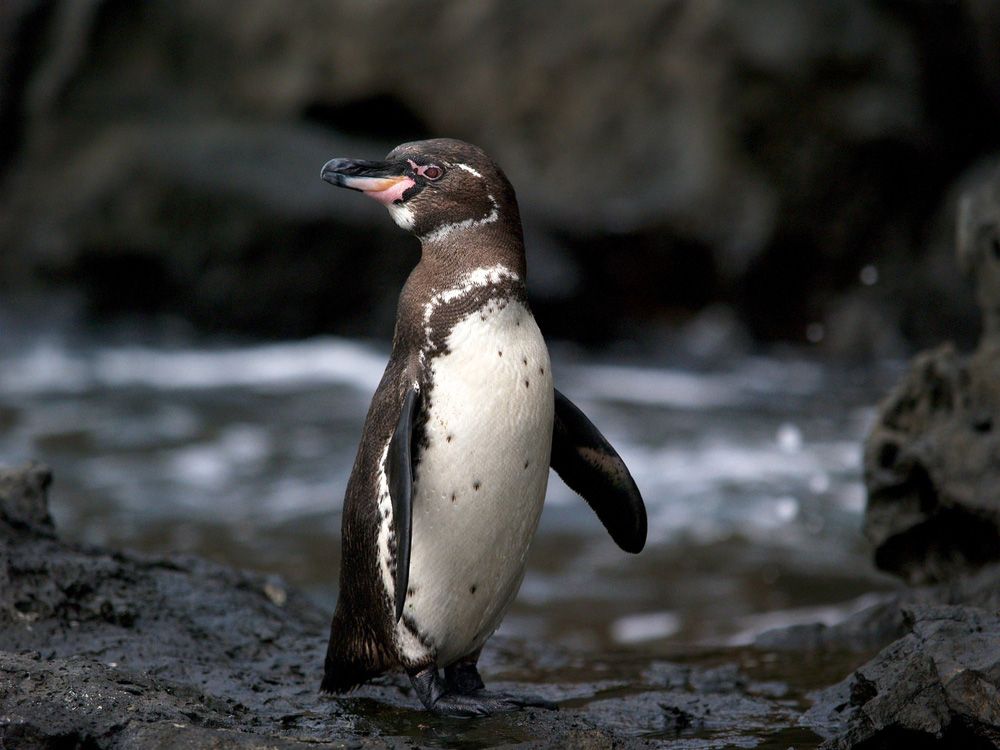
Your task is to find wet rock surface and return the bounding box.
[805,603,1000,750]
[864,344,1000,584]
[4,455,1000,748]
[754,561,1000,657]
[0,463,821,749]
[816,170,1000,747]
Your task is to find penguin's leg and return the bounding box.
[443,650,485,694]
[442,650,558,711]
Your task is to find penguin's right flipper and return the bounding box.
[387,384,420,622]
[550,389,647,553]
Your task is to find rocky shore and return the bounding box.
[2,461,999,749]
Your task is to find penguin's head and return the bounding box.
[321,138,520,244]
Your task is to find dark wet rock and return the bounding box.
[0,461,53,534]
[1,1,998,347]
[864,344,1000,584]
[864,163,1000,583]
[756,562,1000,655]
[754,592,909,655]
[753,565,1000,747]
[808,165,1000,750]
[1,463,804,748]
[589,662,800,744]
[803,604,1000,749]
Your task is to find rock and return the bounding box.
[864,344,1000,584]
[755,562,1000,654]
[1,1,998,347]
[753,592,909,654]
[804,604,1000,749]
[0,462,53,534]
[0,463,801,748]
[753,564,1000,746]
[864,163,1000,584]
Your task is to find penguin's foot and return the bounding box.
[456,688,557,711]
[407,666,556,716]
[444,659,556,711]
[432,689,556,715]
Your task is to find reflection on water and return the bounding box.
[0,333,902,653]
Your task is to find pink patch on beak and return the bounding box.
[339,175,415,206]
[367,176,415,205]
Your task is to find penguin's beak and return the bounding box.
[321,158,415,206]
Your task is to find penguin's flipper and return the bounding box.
[387,384,420,622]
[550,389,647,553]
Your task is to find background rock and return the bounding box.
[864,164,1000,584]
[864,344,1000,584]
[0,461,52,533]
[1,0,998,350]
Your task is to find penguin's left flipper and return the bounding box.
[550,389,647,553]
[387,385,420,622]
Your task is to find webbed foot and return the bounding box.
[408,664,557,716]
[459,688,557,711]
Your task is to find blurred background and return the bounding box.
[2,0,1000,656]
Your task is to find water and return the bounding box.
[0,330,902,657]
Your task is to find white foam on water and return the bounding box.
[611,611,682,644]
[560,356,826,409]
[0,337,387,395]
[549,436,859,499]
[0,336,871,546]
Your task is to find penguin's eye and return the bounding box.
[420,165,442,180]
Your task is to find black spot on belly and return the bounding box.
[498,350,503,357]
[524,379,530,388]
[539,367,545,375]
[473,481,481,491]
[469,584,477,594]
[446,434,453,443]
[524,460,530,469]
[451,492,457,502]
[407,586,417,596]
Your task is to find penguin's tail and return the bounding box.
[320,653,383,694]
[320,609,389,693]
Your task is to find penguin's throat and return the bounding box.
[418,195,500,245]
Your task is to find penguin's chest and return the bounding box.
[397,298,553,666]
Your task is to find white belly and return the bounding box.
[394,298,553,666]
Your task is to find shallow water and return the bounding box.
[0,330,902,660]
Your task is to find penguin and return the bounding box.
[319,139,646,716]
